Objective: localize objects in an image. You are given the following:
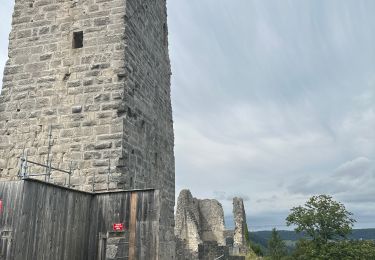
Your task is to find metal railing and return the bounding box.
[18,150,114,192]
[17,126,114,192]
[18,149,74,187]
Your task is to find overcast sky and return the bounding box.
[1,1,375,231]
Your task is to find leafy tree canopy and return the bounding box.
[286,195,355,245]
[292,240,375,260]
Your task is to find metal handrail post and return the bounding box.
[68,161,73,188]
[92,170,95,192]
[22,150,28,179]
[45,126,53,182]
[107,159,110,191]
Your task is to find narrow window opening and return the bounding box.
[72,31,83,49]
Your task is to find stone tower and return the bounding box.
[0,0,175,258]
[233,197,249,254]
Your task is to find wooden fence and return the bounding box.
[0,179,160,260]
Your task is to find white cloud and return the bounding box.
[0,0,13,88]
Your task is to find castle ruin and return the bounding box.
[233,197,249,254]
[175,190,249,260]
[175,189,226,259]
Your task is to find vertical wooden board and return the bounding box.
[128,192,138,260]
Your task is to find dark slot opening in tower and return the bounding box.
[72,31,83,49]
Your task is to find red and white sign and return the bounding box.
[113,223,124,231]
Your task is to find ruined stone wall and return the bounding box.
[198,242,245,260]
[175,189,202,258]
[199,199,226,245]
[0,0,174,258]
[233,197,248,253]
[175,190,225,260]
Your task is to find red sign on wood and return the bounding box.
[113,223,124,231]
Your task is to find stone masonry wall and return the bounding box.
[0,0,174,258]
[233,197,248,254]
[199,199,226,245]
[175,190,225,260]
[0,0,127,189]
[121,1,175,257]
[175,189,202,259]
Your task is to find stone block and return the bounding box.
[84,151,101,160]
[94,142,112,150]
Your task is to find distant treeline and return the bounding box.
[250,228,375,248]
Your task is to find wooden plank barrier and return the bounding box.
[0,179,160,260]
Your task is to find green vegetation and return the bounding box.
[249,242,264,256]
[245,221,265,258]
[286,195,375,259]
[267,228,288,259]
[247,195,375,259]
[292,239,375,259]
[250,229,375,244]
[286,195,355,246]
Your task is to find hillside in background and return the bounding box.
[249,228,375,250]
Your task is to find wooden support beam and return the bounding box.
[128,192,138,260]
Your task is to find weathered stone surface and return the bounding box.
[0,0,175,258]
[175,190,225,260]
[175,189,202,259]
[198,241,245,260]
[199,199,226,245]
[233,197,249,254]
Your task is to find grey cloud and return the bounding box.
[288,157,375,200]
[256,195,278,204]
[213,190,250,202]
[333,157,372,178]
[338,191,375,204]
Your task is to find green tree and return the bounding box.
[268,228,287,259]
[250,242,264,256]
[292,240,375,260]
[244,224,265,257]
[286,195,355,246]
